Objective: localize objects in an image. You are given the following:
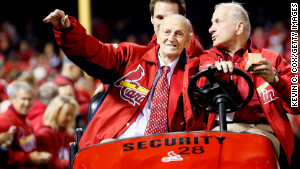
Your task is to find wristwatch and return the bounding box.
[270,73,279,85]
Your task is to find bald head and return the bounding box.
[158,14,192,36]
[215,2,251,37]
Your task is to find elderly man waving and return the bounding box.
[44,11,206,149]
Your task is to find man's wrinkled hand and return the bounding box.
[43,9,70,29]
[206,61,234,76]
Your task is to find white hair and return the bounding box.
[215,2,251,37]
[7,81,33,98]
[38,82,58,105]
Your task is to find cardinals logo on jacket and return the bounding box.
[114,65,149,106]
[257,82,279,104]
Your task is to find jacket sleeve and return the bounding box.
[199,51,217,71]
[53,16,133,83]
[198,51,222,87]
[270,52,300,114]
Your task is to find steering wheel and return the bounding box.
[188,66,254,114]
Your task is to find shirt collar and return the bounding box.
[158,54,180,74]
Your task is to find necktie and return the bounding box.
[145,66,171,135]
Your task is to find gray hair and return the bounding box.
[38,82,58,105]
[215,2,251,37]
[158,14,193,37]
[7,81,33,98]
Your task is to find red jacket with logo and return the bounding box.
[0,106,38,169]
[54,16,206,149]
[199,40,300,164]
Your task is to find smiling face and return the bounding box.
[209,6,238,49]
[56,103,75,129]
[11,88,33,116]
[157,15,191,63]
[151,2,180,35]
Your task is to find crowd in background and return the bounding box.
[0,1,299,168]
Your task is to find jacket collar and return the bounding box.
[209,39,262,56]
[9,105,26,121]
[148,34,157,48]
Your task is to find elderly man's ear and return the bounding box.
[185,36,191,48]
[235,21,245,35]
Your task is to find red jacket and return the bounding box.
[199,40,300,164]
[0,106,38,169]
[54,16,206,149]
[35,123,75,169]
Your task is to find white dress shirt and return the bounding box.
[118,55,180,139]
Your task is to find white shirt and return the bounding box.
[118,55,180,139]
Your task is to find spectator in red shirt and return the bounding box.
[0,81,51,169]
[35,95,78,169]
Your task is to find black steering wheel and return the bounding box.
[188,66,254,114]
